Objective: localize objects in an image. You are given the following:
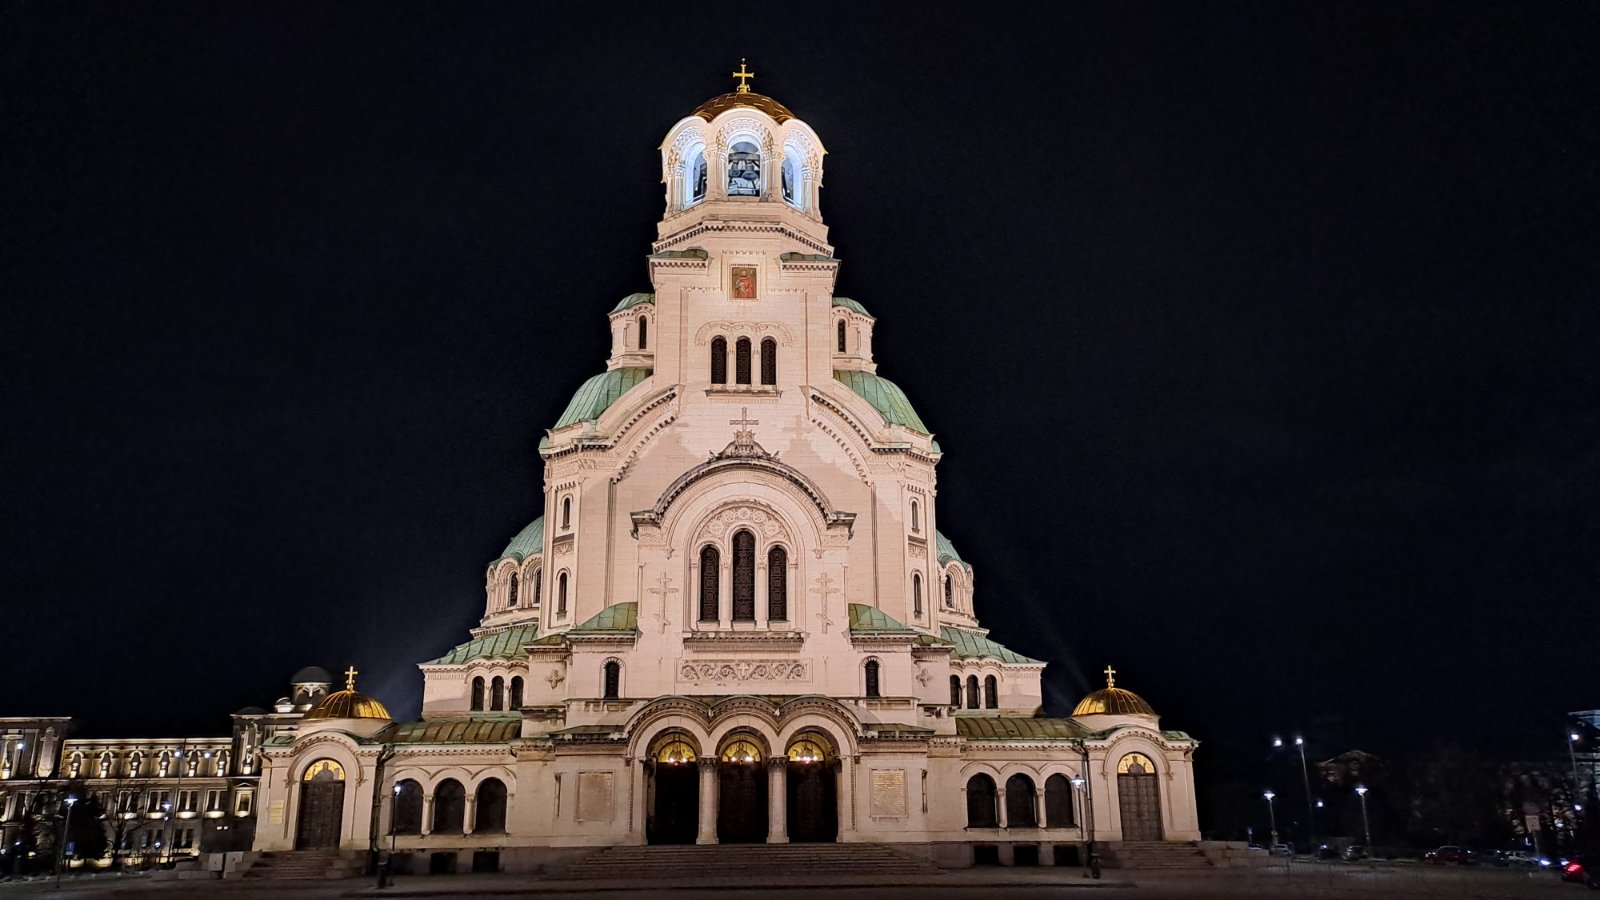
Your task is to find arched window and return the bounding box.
[638,316,648,350]
[490,676,505,711]
[950,675,962,708]
[944,574,954,608]
[532,569,542,607]
[984,675,999,709]
[689,150,707,204]
[781,156,797,206]
[966,773,998,828]
[393,779,424,834]
[509,676,524,709]
[864,660,881,698]
[734,337,752,385]
[710,336,728,384]
[837,319,847,353]
[557,572,568,616]
[1006,774,1038,827]
[699,545,719,621]
[731,530,756,621]
[912,573,923,618]
[910,500,920,533]
[727,140,760,196]
[474,778,507,833]
[470,677,485,711]
[507,573,519,608]
[767,546,787,620]
[760,337,776,385]
[561,497,572,529]
[432,779,466,834]
[603,660,621,699]
[967,675,980,709]
[1044,774,1075,827]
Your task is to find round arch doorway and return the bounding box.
[1116,752,1164,841]
[716,735,768,844]
[646,735,700,845]
[785,735,837,843]
[294,759,346,850]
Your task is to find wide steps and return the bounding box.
[243,850,360,879]
[563,843,937,880]
[1106,841,1213,869]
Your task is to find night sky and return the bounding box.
[4,2,1596,815]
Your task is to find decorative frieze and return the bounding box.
[676,659,810,684]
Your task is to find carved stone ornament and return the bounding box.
[908,544,928,560]
[677,660,809,683]
[546,668,565,689]
[700,504,789,543]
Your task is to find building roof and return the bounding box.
[956,717,1095,741]
[691,91,795,124]
[846,603,915,634]
[387,718,520,745]
[834,370,931,435]
[936,530,969,569]
[831,296,873,319]
[1072,686,1157,718]
[610,292,655,313]
[290,666,332,685]
[497,517,544,563]
[570,602,638,634]
[423,624,541,666]
[940,626,1044,665]
[303,689,391,722]
[553,367,652,430]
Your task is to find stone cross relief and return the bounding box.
[809,571,839,633]
[647,572,679,634]
[546,668,565,690]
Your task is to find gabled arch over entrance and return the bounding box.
[1117,752,1163,841]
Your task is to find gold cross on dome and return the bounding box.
[731,59,755,94]
[1103,665,1117,688]
[344,666,359,691]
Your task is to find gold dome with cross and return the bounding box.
[302,666,392,721]
[690,59,796,124]
[1071,665,1158,718]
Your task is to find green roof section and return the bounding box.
[424,624,541,666]
[570,601,638,634]
[388,718,520,745]
[609,292,655,313]
[498,517,545,563]
[834,370,930,435]
[847,603,916,634]
[936,530,969,569]
[655,249,707,260]
[831,296,873,319]
[956,717,1094,741]
[940,626,1045,665]
[553,367,652,430]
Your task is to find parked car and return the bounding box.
[1424,845,1473,865]
[1341,845,1369,861]
[1501,850,1544,868]
[1269,843,1294,857]
[1315,843,1340,860]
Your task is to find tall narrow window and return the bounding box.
[561,497,572,529]
[710,336,728,384]
[533,570,542,607]
[509,676,523,709]
[690,151,707,204]
[1045,774,1075,827]
[767,546,787,620]
[727,141,760,196]
[760,338,776,385]
[966,774,998,828]
[699,546,720,622]
[731,531,755,621]
[470,677,485,711]
[490,676,505,711]
[910,500,920,533]
[967,675,980,709]
[837,319,847,353]
[912,573,923,618]
[944,575,953,608]
[950,675,963,708]
[557,572,568,616]
[507,573,519,608]
[864,660,881,698]
[1006,774,1038,827]
[638,316,648,350]
[735,338,752,385]
[603,660,621,699]
[984,675,998,709]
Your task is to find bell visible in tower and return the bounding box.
[727,141,761,196]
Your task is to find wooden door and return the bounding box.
[647,763,699,845]
[295,780,345,850]
[786,760,837,843]
[716,761,768,844]
[1117,774,1163,841]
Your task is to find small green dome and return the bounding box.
[610,292,655,313]
[498,516,544,563]
[831,296,873,319]
[553,368,652,430]
[834,370,930,435]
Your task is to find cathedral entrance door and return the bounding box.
[716,740,768,844]
[294,759,346,850]
[785,759,837,842]
[1116,753,1163,841]
[647,760,699,845]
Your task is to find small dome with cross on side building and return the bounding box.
[1072,665,1158,718]
[299,666,392,737]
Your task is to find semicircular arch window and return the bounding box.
[653,737,698,765]
[1117,752,1157,775]
[786,737,828,763]
[720,738,762,763]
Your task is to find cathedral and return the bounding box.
[251,69,1201,871]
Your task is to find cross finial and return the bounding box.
[344,666,359,691]
[731,59,755,94]
[730,407,760,429]
[1103,665,1116,688]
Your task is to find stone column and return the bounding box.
[421,795,435,836]
[997,789,1009,828]
[1037,788,1049,829]
[719,559,732,629]
[463,794,476,835]
[696,759,719,844]
[766,757,788,843]
[755,560,768,628]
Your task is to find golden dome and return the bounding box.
[302,666,391,721]
[690,61,795,123]
[1071,666,1157,718]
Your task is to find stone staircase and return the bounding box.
[1102,841,1214,869]
[562,843,939,881]
[242,849,363,879]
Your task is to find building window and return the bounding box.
[1005,774,1038,827]
[533,569,542,607]
[711,336,728,384]
[1044,774,1075,827]
[699,546,720,622]
[967,675,980,709]
[984,675,998,709]
[178,789,197,812]
[731,531,756,620]
[945,575,954,608]
[966,774,998,828]
[760,338,776,385]
[475,778,508,833]
[470,677,485,711]
[205,789,222,812]
[837,319,847,353]
[912,573,923,618]
[490,676,505,711]
[603,660,621,699]
[781,156,797,205]
[950,675,962,708]
[509,676,523,709]
[561,497,572,529]
[393,780,423,834]
[557,572,568,616]
[690,150,707,204]
[432,779,466,834]
[735,338,752,385]
[767,546,787,620]
[638,316,648,350]
[727,140,760,196]
[508,572,519,608]
[910,500,920,533]
[864,660,881,698]
[235,791,253,817]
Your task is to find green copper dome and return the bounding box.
[610,292,655,313]
[834,370,930,435]
[936,530,970,569]
[831,296,873,319]
[553,368,652,430]
[498,516,544,563]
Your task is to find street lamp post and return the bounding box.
[1275,736,1316,849]
[1264,790,1279,847]
[161,801,173,867]
[1350,784,1376,845]
[56,795,77,887]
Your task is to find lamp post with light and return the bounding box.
[55,795,77,887]
[1274,735,1316,848]
[1354,785,1372,851]
[1264,790,1279,847]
